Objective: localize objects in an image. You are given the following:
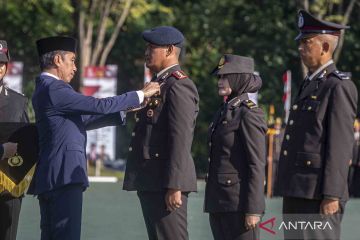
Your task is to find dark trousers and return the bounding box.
[0,194,22,240]
[350,167,360,197]
[282,197,345,240]
[137,191,189,240]
[209,212,259,240]
[38,184,83,240]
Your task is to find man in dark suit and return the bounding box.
[0,39,30,240]
[123,26,199,240]
[278,10,358,240]
[28,36,160,240]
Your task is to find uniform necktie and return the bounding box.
[302,76,311,90]
[298,76,310,96]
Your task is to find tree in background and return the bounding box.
[71,0,134,86]
[0,0,359,174]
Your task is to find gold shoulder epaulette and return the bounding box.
[242,99,257,109]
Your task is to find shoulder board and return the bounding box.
[230,98,242,108]
[332,70,351,80]
[4,87,26,97]
[171,70,188,80]
[241,99,257,109]
[228,97,242,109]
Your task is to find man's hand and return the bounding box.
[141,82,160,98]
[126,98,150,112]
[165,189,182,211]
[320,199,339,216]
[2,142,18,160]
[245,215,260,230]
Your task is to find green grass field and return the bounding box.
[18,181,360,240]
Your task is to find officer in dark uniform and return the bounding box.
[278,10,358,239]
[123,26,199,240]
[203,54,267,240]
[0,39,30,240]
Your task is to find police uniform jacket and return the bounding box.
[0,85,29,160]
[204,95,267,214]
[0,84,29,195]
[123,65,199,192]
[0,85,28,123]
[28,74,140,195]
[278,63,358,201]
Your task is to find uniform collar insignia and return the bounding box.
[160,72,169,80]
[318,69,327,79]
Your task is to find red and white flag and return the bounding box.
[282,70,292,123]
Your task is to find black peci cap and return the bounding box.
[211,54,254,75]
[0,40,10,62]
[295,10,349,41]
[142,26,184,47]
[36,36,77,57]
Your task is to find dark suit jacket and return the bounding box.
[204,95,267,214]
[123,65,199,192]
[28,74,140,195]
[278,63,358,201]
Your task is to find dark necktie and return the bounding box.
[298,76,310,96]
[302,76,311,90]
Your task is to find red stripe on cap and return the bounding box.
[0,48,8,53]
[302,26,338,31]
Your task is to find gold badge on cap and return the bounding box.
[218,56,225,69]
[298,13,304,28]
[8,154,24,167]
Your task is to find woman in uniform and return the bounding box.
[204,54,267,240]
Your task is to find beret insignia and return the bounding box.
[298,13,304,28]
[218,56,225,69]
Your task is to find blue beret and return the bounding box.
[142,26,184,47]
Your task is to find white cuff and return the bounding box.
[120,111,127,125]
[136,91,144,104]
